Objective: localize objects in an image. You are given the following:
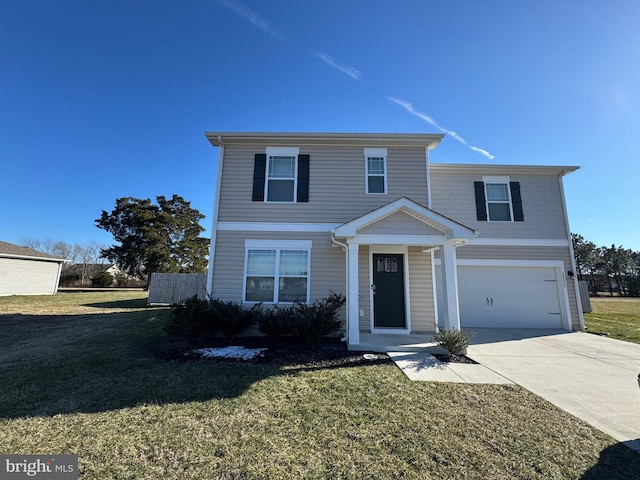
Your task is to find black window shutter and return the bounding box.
[297,154,310,202]
[510,181,524,221]
[252,154,267,201]
[474,181,487,221]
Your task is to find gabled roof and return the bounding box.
[332,197,477,242]
[205,132,444,149]
[0,241,67,263]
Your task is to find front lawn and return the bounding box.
[1,292,639,479]
[584,296,640,345]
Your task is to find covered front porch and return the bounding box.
[331,197,476,351]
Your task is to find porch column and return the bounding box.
[440,242,461,331]
[347,242,360,346]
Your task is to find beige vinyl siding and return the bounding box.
[453,245,581,329]
[408,247,436,333]
[212,230,346,307]
[430,172,569,239]
[358,246,371,332]
[358,211,444,236]
[218,145,429,223]
[0,257,61,296]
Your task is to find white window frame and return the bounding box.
[265,147,299,203]
[482,175,513,222]
[243,239,312,304]
[364,148,388,195]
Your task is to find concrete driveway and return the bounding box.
[466,329,640,452]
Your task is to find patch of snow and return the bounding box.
[194,346,267,360]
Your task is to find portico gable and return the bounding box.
[331,197,476,348]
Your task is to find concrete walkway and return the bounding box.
[390,329,640,452]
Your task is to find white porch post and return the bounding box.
[347,242,360,346]
[440,242,461,331]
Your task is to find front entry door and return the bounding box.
[372,254,406,328]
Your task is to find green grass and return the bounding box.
[1,292,639,479]
[584,297,640,345]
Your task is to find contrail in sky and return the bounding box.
[217,0,286,41]
[388,97,495,160]
[313,52,363,81]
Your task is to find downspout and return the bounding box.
[425,147,432,209]
[330,231,349,343]
[206,136,225,296]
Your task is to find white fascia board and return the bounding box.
[430,163,579,176]
[467,238,570,247]
[205,132,444,148]
[346,234,448,245]
[218,222,339,232]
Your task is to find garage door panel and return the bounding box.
[458,266,563,329]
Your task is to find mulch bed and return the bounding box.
[152,336,392,368]
[153,336,478,367]
[431,353,478,365]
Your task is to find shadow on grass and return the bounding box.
[0,311,385,419]
[580,442,640,479]
[82,297,152,309]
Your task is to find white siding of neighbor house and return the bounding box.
[212,230,346,310]
[450,245,581,329]
[430,171,569,239]
[0,257,62,296]
[217,145,430,223]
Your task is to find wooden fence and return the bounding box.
[147,273,207,305]
[578,280,592,313]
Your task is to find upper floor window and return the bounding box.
[365,148,387,194]
[252,147,310,203]
[474,176,524,222]
[267,154,297,202]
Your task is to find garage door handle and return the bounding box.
[486,298,493,306]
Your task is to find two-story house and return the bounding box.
[205,132,583,350]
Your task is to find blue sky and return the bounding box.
[1,0,639,251]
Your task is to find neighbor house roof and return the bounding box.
[0,241,67,263]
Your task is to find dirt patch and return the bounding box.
[152,336,392,368]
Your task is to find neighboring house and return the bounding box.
[205,132,583,350]
[0,241,66,296]
[59,263,133,287]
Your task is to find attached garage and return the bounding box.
[436,260,572,330]
[0,241,66,296]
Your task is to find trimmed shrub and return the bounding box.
[165,296,260,339]
[166,296,214,339]
[432,329,474,355]
[258,292,346,344]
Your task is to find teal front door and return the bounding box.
[372,254,406,328]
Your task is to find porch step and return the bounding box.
[349,333,445,354]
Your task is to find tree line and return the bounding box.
[22,194,210,288]
[572,233,640,297]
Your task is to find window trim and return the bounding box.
[243,240,312,304]
[482,175,514,222]
[364,148,388,195]
[265,147,300,203]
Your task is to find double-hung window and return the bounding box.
[266,150,297,202]
[365,148,387,194]
[244,240,311,303]
[474,176,524,222]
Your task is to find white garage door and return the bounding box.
[457,266,564,329]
